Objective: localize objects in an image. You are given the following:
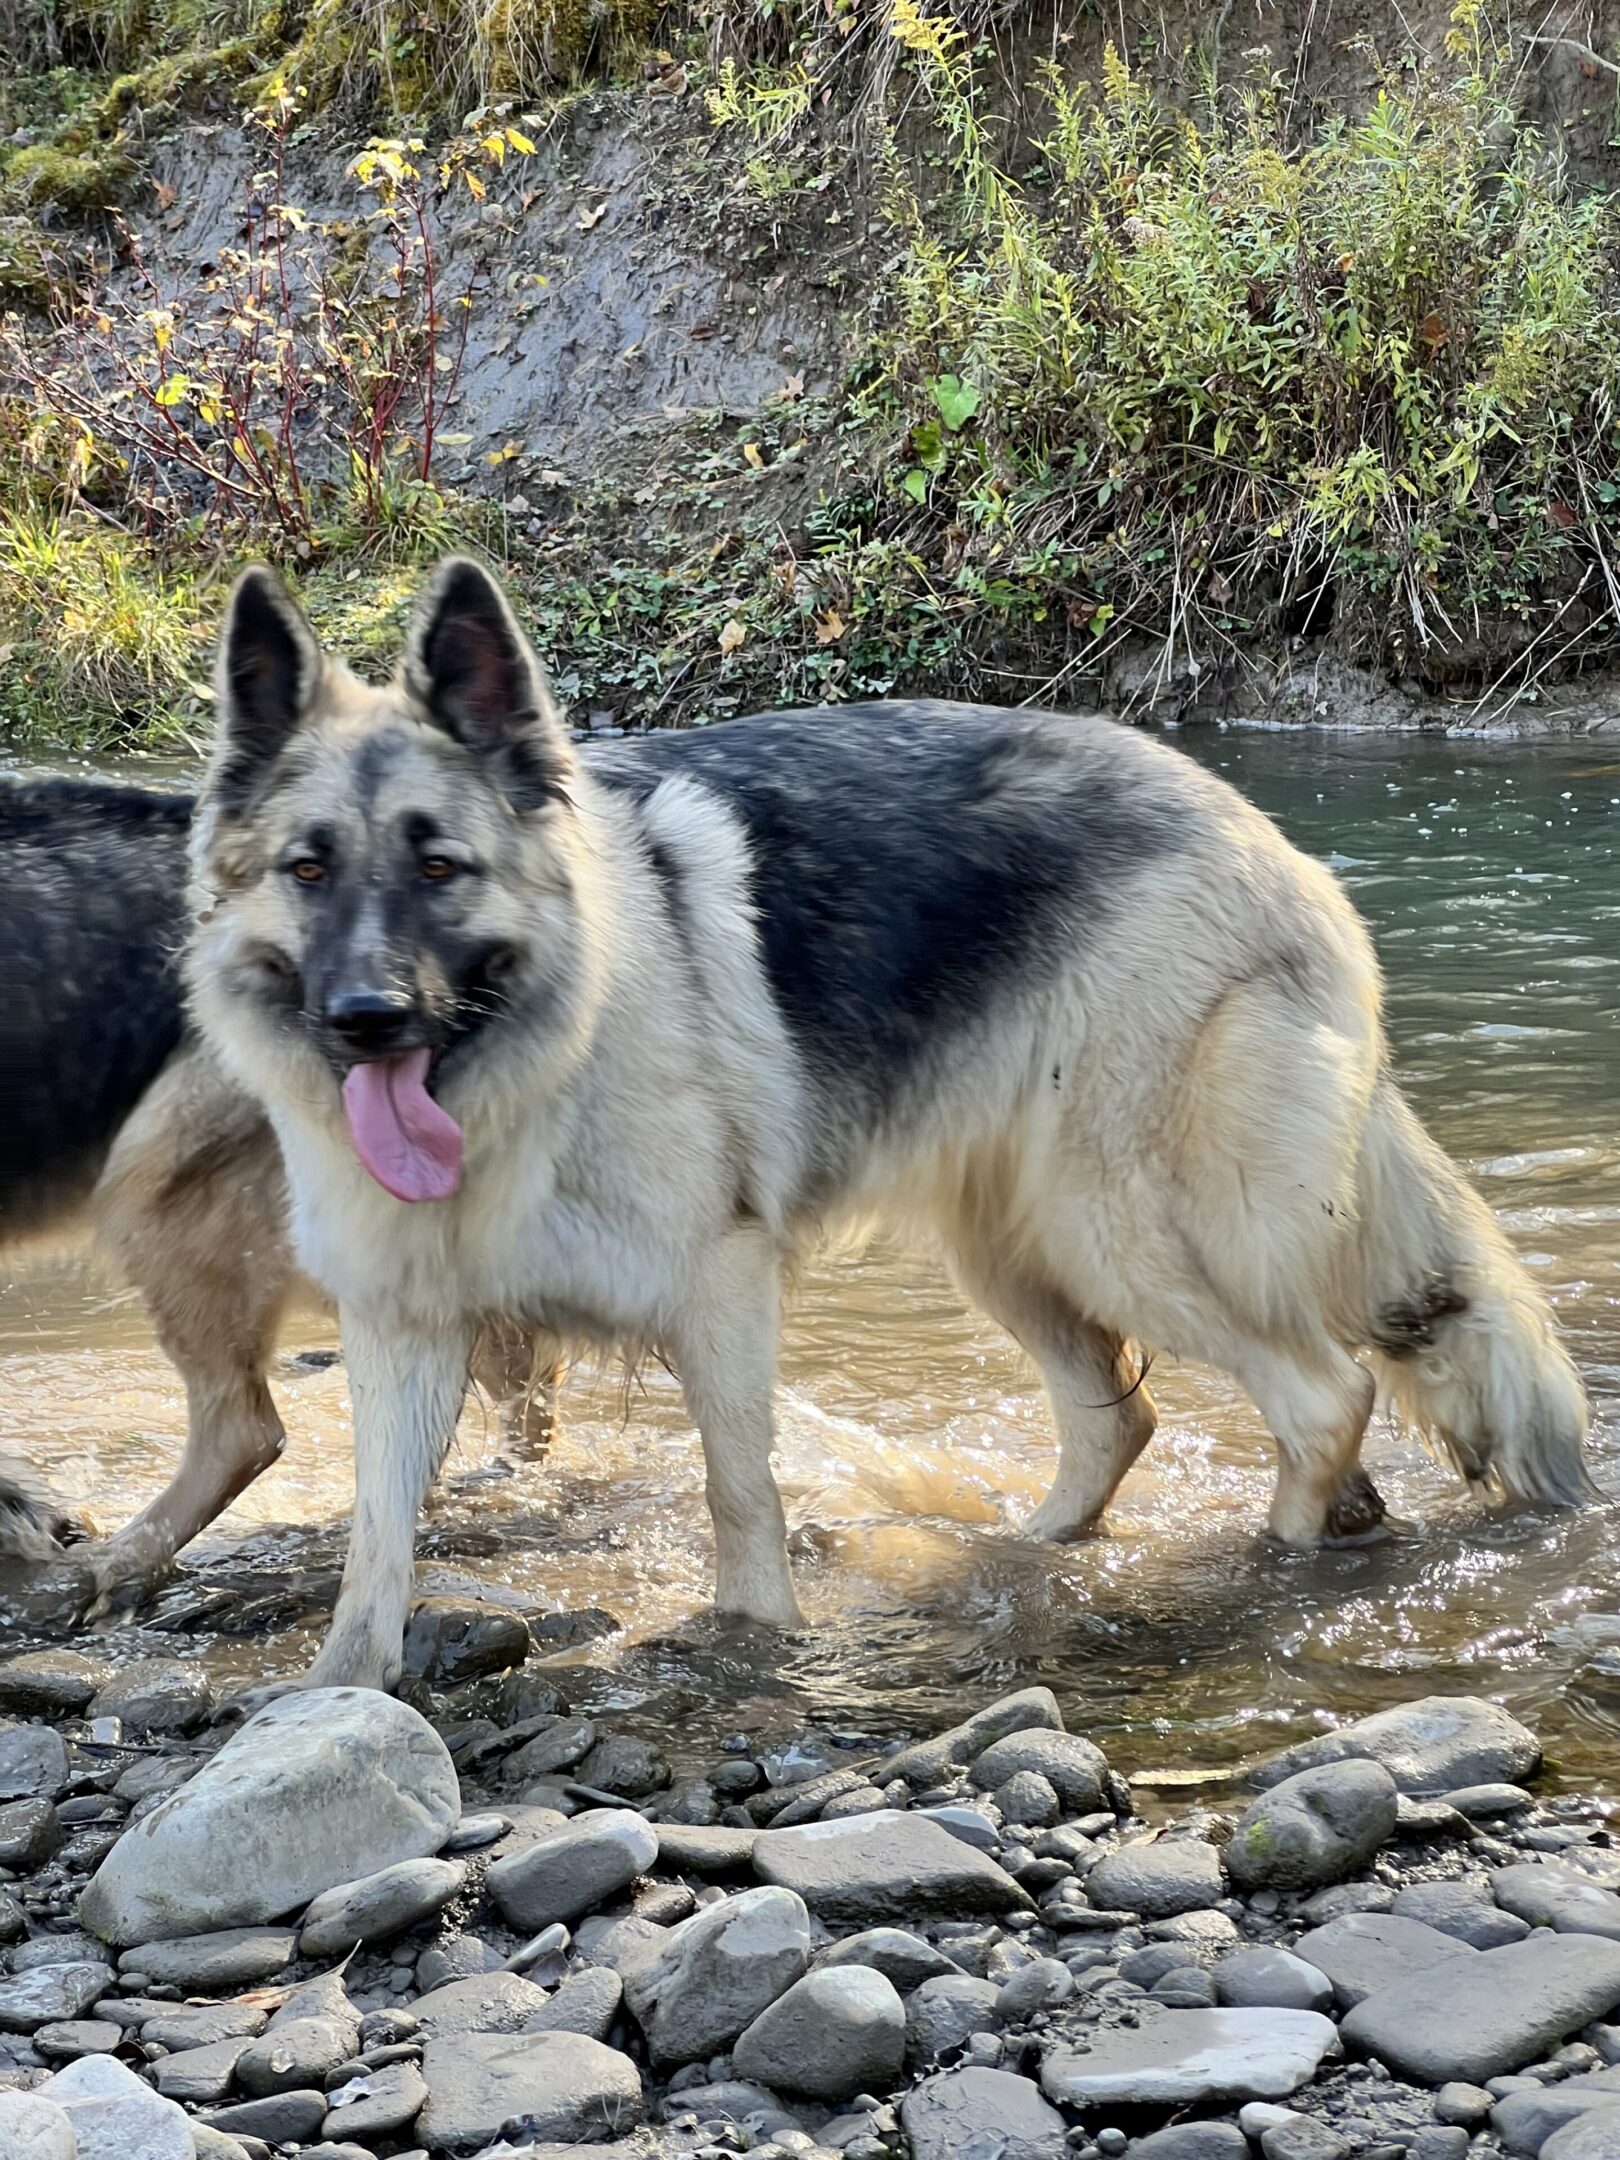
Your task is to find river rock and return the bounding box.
[412,1970,550,2038]
[151,2035,254,2102]
[1543,2108,1620,2160]
[487,1807,659,1929]
[575,1733,673,1798]
[322,2058,430,2141]
[1041,2008,1340,2106]
[0,2092,77,2159]
[79,1689,458,1944]
[1254,1697,1541,1795]
[0,1961,114,2032]
[1227,1761,1398,1891]
[117,1927,297,1990]
[0,1652,110,1717]
[1491,2070,1620,2154]
[995,1957,1075,2020]
[0,1722,70,1801]
[968,1730,1110,1812]
[1340,1931,1620,2083]
[1214,1947,1335,2013]
[621,1883,811,2064]
[197,2090,327,2142]
[906,1974,1003,2062]
[0,1797,61,1868]
[1133,2129,1252,2160]
[754,1812,1030,1921]
[504,1715,598,1780]
[1494,1862,1620,1941]
[655,1823,758,1872]
[1292,1913,1476,2008]
[1391,1879,1531,1948]
[34,2018,122,2060]
[140,2003,267,2050]
[816,1927,964,1990]
[236,2012,357,2093]
[401,1596,530,1685]
[901,2066,1067,2160]
[1087,1838,1225,1917]
[40,2052,193,2159]
[732,1966,905,2098]
[299,1854,465,1956]
[88,1660,213,1735]
[527,1966,623,2040]
[881,1689,1065,1788]
[416,2030,642,2149]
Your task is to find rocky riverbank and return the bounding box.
[1,1644,1619,2160]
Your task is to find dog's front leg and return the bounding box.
[304,1314,476,1693]
[670,1227,803,1630]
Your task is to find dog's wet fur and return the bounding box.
[139,555,1587,1693]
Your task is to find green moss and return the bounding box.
[0,139,137,212]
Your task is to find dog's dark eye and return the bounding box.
[421,857,459,882]
[289,859,325,885]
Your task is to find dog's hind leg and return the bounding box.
[951,1249,1157,1541]
[670,1227,803,1629]
[88,1046,292,1612]
[471,1319,563,1461]
[1239,1337,1378,1547]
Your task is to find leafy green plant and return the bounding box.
[864,0,1620,684]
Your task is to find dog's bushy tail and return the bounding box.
[0,1459,73,1566]
[1343,1076,1593,1505]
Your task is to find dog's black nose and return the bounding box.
[325,989,415,1054]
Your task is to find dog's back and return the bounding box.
[0,777,194,1242]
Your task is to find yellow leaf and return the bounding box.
[506,127,535,154]
[464,172,486,199]
[154,373,189,407]
[718,618,746,654]
[814,609,845,644]
[742,441,765,469]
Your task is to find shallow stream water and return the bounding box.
[3,729,1617,1785]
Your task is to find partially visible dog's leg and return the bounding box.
[303,1315,476,1691]
[471,1319,564,1460]
[671,1228,802,1628]
[953,1251,1157,1541]
[89,1047,292,1610]
[1239,1339,1378,1547]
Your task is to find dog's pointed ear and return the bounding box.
[211,566,322,814]
[404,557,572,808]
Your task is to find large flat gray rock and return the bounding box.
[1491,2070,1620,2155]
[1041,2008,1339,2106]
[1341,1932,1620,2084]
[753,1812,1029,1922]
[0,1963,113,2033]
[732,1967,905,2099]
[1254,1697,1540,1796]
[416,2030,642,2150]
[1291,1914,1476,2009]
[79,1690,458,1945]
[487,1810,658,1931]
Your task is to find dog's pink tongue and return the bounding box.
[340,1049,462,1203]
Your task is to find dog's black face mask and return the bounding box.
[197,558,578,1202]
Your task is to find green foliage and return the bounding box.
[865,0,1620,679]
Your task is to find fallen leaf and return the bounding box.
[1419,310,1448,348]
[153,181,177,209]
[742,441,765,469]
[779,373,805,400]
[718,618,746,653]
[814,609,845,644]
[1547,499,1578,530]
[578,201,607,230]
